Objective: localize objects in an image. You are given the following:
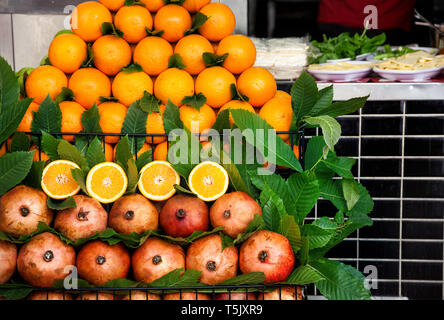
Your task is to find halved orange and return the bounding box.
[188,161,229,202]
[138,161,180,201]
[41,160,81,200]
[86,162,128,204]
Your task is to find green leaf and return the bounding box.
[310,258,371,300]
[148,269,202,287]
[230,110,302,172]
[185,12,209,36]
[0,56,20,110]
[322,152,356,179]
[71,168,88,195]
[126,159,139,194]
[310,85,333,116]
[22,161,45,190]
[55,87,74,104]
[182,93,207,111]
[218,273,266,286]
[301,224,334,250]
[230,83,249,102]
[99,96,119,103]
[260,184,287,232]
[0,151,34,196]
[286,265,325,285]
[81,43,94,68]
[202,52,229,68]
[101,22,123,38]
[0,283,33,300]
[40,56,51,66]
[174,184,196,196]
[124,0,146,6]
[304,115,341,152]
[212,109,231,133]
[0,98,32,145]
[15,67,34,97]
[168,127,200,179]
[121,63,144,73]
[319,180,347,212]
[315,96,369,118]
[145,27,164,37]
[54,29,74,38]
[121,102,148,155]
[278,215,302,253]
[30,95,62,144]
[57,140,89,172]
[299,236,310,266]
[347,183,374,217]
[10,132,31,152]
[86,137,106,168]
[291,71,318,127]
[47,197,77,210]
[138,91,161,115]
[41,132,61,161]
[136,149,153,172]
[342,179,360,211]
[81,104,102,134]
[168,54,187,70]
[221,233,235,251]
[163,99,183,134]
[114,136,133,171]
[287,171,320,224]
[234,214,265,245]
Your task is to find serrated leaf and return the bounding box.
[81,43,94,68]
[299,236,310,266]
[101,22,123,38]
[57,140,89,171]
[121,102,148,155]
[41,132,61,161]
[47,197,77,210]
[145,27,164,37]
[286,265,325,285]
[230,109,302,172]
[322,152,356,179]
[15,67,34,97]
[121,63,143,73]
[316,96,369,118]
[114,136,132,172]
[310,258,371,300]
[304,136,334,179]
[0,283,33,300]
[55,87,74,104]
[0,151,34,196]
[136,149,153,172]
[99,96,119,103]
[310,85,333,116]
[40,56,51,66]
[168,54,187,69]
[0,56,20,110]
[30,95,62,144]
[260,184,287,232]
[174,184,196,196]
[86,137,106,168]
[167,128,200,179]
[230,83,249,102]
[185,12,209,36]
[138,91,161,114]
[148,269,202,287]
[212,109,231,133]
[202,52,229,68]
[319,180,347,212]
[287,171,320,224]
[126,159,139,194]
[22,161,45,190]
[54,29,74,38]
[291,71,318,127]
[301,224,333,249]
[163,99,183,134]
[342,179,360,211]
[71,168,88,195]
[0,98,32,145]
[278,215,302,253]
[304,115,341,152]
[218,273,266,286]
[234,214,265,245]
[221,234,235,250]
[347,183,374,217]
[182,93,207,111]
[10,132,30,152]
[81,104,102,134]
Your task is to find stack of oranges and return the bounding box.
[22,0,295,162]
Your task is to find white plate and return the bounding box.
[367,46,439,62]
[373,66,443,82]
[356,53,372,61]
[307,61,373,82]
[326,57,352,63]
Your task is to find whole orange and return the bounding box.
[237,67,277,107]
[99,0,125,12]
[217,35,256,75]
[154,68,194,106]
[274,90,291,101]
[133,37,173,76]
[259,97,293,141]
[48,33,87,74]
[198,3,236,42]
[59,101,86,142]
[146,105,166,145]
[114,5,153,44]
[195,66,236,108]
[98,102,128,144]
[140,0,165,12]
[219,100,255,127]
[174,34,214,75]
[153,141,168,161]
[71,2,113,42]
[69,68,111,109]
[154,4,192,43]
[180,104,216,134]
[92,35,132,76]
[25,66,68,104]
[17,102,39,133]
[112,71,153,107]
[182,0,211,13]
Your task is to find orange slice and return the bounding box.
[138,161,180,201]
[188,161,229,202]
[41,160,81,200]
[86,162,128,204]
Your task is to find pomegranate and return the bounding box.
[239,230,295,284]
[76,241,131,286]
[0,240,17,284]
[108,194,159,235]
[210,191,262,238]
[28,292,73,300]
[160,195,209,238]
[215,292,257,300]
[54,195,108,242]
[164,292,211,300]
[132,237,185,283]
[258,287,303,300]
[121,290,162,300]
[186,234,238,285]
[17,232,76,287]
[0,186,53,237]
[77,292,115,300]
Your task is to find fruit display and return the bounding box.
[0,0,375,301]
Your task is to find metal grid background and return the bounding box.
[304,100,444,300]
